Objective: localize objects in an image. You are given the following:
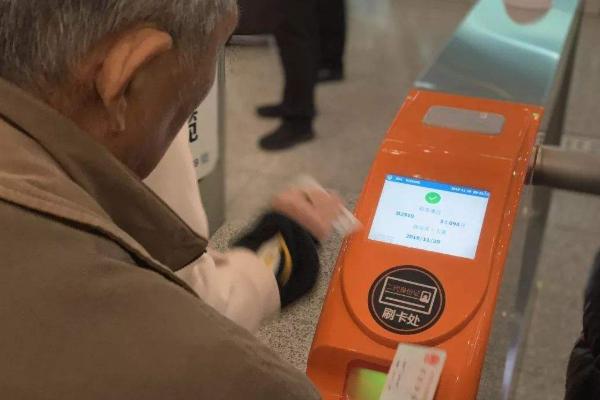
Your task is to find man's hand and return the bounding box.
[271,187,345,242]
[233,180,358,307]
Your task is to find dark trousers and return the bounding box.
[318,0,346,70]
[274,0,346,121]
[275,0,319,120]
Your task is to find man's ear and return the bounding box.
[95,28,173,132]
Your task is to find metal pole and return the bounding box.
[532,145,600,195]
[199,50,227,235]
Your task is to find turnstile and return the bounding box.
[306,1,588,399]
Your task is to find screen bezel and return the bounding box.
[367,174,491,260]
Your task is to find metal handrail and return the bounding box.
[532,145,600,195]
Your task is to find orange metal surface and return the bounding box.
[306,90,543,400]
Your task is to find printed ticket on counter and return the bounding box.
[380,344,446,400]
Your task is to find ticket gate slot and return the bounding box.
[306,90,543,400]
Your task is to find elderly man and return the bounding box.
[0,1,346,398]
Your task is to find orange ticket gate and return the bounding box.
[305,0,584,398]
[306,90,543,399]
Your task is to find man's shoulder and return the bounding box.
[0,196,135,270]
[0,197,320,400]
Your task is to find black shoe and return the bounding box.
[317,67,344,83]
[257,104,286,119]
[259,121,315,151]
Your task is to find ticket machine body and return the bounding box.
[306,90,543,399]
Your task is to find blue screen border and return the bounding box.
[385,175,490,199]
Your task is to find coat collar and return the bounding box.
[0,77,207,270]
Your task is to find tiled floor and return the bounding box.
[220,1,600,399]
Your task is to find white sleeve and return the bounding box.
[144,130,280,333]
[176,248,280,333]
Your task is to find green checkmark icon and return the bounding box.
[425,192,441,204]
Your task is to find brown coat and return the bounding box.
[0,78,319,399]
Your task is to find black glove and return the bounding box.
[233,212,320,307]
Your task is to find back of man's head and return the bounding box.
[0,0,236,90]
[0,1,237,178]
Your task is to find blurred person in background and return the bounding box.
[0,1,347,398]
[317,0,346,83]
[565,250,600,399]
[257,0,347,151]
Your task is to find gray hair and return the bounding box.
[0,0,236,88]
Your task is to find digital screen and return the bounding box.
[369,175,490,259]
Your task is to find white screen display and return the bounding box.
[368,175,490,259]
